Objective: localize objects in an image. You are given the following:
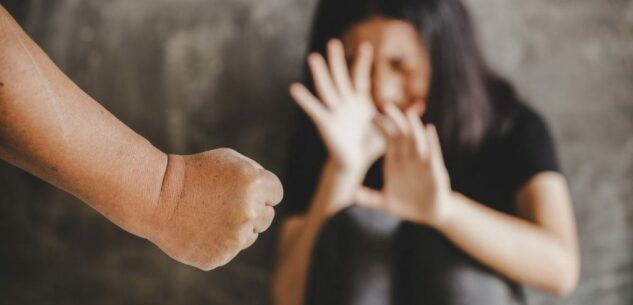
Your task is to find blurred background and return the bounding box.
[0,0,631,304]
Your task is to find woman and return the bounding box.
[272,0,580,304]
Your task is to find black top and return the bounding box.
[281,101,561,305]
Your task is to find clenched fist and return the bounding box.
[146,148,283,270]
[0,6,283,272]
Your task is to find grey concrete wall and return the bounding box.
[0,0,631,304]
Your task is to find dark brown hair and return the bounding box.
[305,0,519,152]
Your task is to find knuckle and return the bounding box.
[263,208,275,226]
[237,230,252,247]
[243,205,258,222]
[259,208,276,232]
[240,172,265,196]
[266,207,276,222]
[233,234,245,247]
[265,170,282,186]
[234,206,255,225]
[216,147,237,155]
[247,233,259,247]
[211,250,239,270]
[201,262,217,271]
[235,160,259,179]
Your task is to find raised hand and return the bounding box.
[147,148,283,270]
[354,104,453,227]
[289,39,384,174]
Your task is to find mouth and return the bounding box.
[404,99,426,115]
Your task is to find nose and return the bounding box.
[372,68,407,111]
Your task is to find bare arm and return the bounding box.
[0,5,165,238]
[272,161,362,305]
[439,173,579,295]
[0,6,283,270]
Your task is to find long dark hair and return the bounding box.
[281,0,522,216]
[306,0,519,152]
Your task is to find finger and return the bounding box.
[426,124,446,166]
[253,206,275,233]
[352,42,374,93]
[327,39,354,97]
[373,114,401,157]
[406,108,430,159]
[374,113,406,159]
[257,169,284,207]
[290,83,328,121]
[354,187,388,212]
[308,53,340,108]
[373,114,398,140]
[384,103,410,137]
[209,249,241,270]
[243,230,259,249]
[384,103,412,157]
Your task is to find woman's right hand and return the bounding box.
[290,39,384,177]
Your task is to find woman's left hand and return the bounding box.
[354,104,453,228]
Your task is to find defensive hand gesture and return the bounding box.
[289,39,384,175]
[354,105,453,227]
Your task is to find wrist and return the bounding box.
[106,150,173,241]
[308,159,367,218]
[306,199,335,226]
[428,191,460,231]
[141,154,186,241]
[326,158,367,179]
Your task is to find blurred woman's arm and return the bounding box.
[272,40,383,305]
[355,106,579,296]
[272,161,363,305]
[441,172,579,296]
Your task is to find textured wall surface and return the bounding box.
[0,0,631,304]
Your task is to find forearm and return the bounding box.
[436,192,579,295]
[273,161,363,305]
[0,6,166,238]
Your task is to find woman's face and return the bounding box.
[342,17,431,115]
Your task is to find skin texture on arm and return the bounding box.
[0,4,166,238]
[0,6,283,271]
[355,106,580,296]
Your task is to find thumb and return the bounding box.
[354,187,388,211]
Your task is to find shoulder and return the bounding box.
[486,76,552,143]
[499,101,554,144]
[499,102,562,189]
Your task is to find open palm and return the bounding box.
[354,105,452,227]
[290,40,384,173]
